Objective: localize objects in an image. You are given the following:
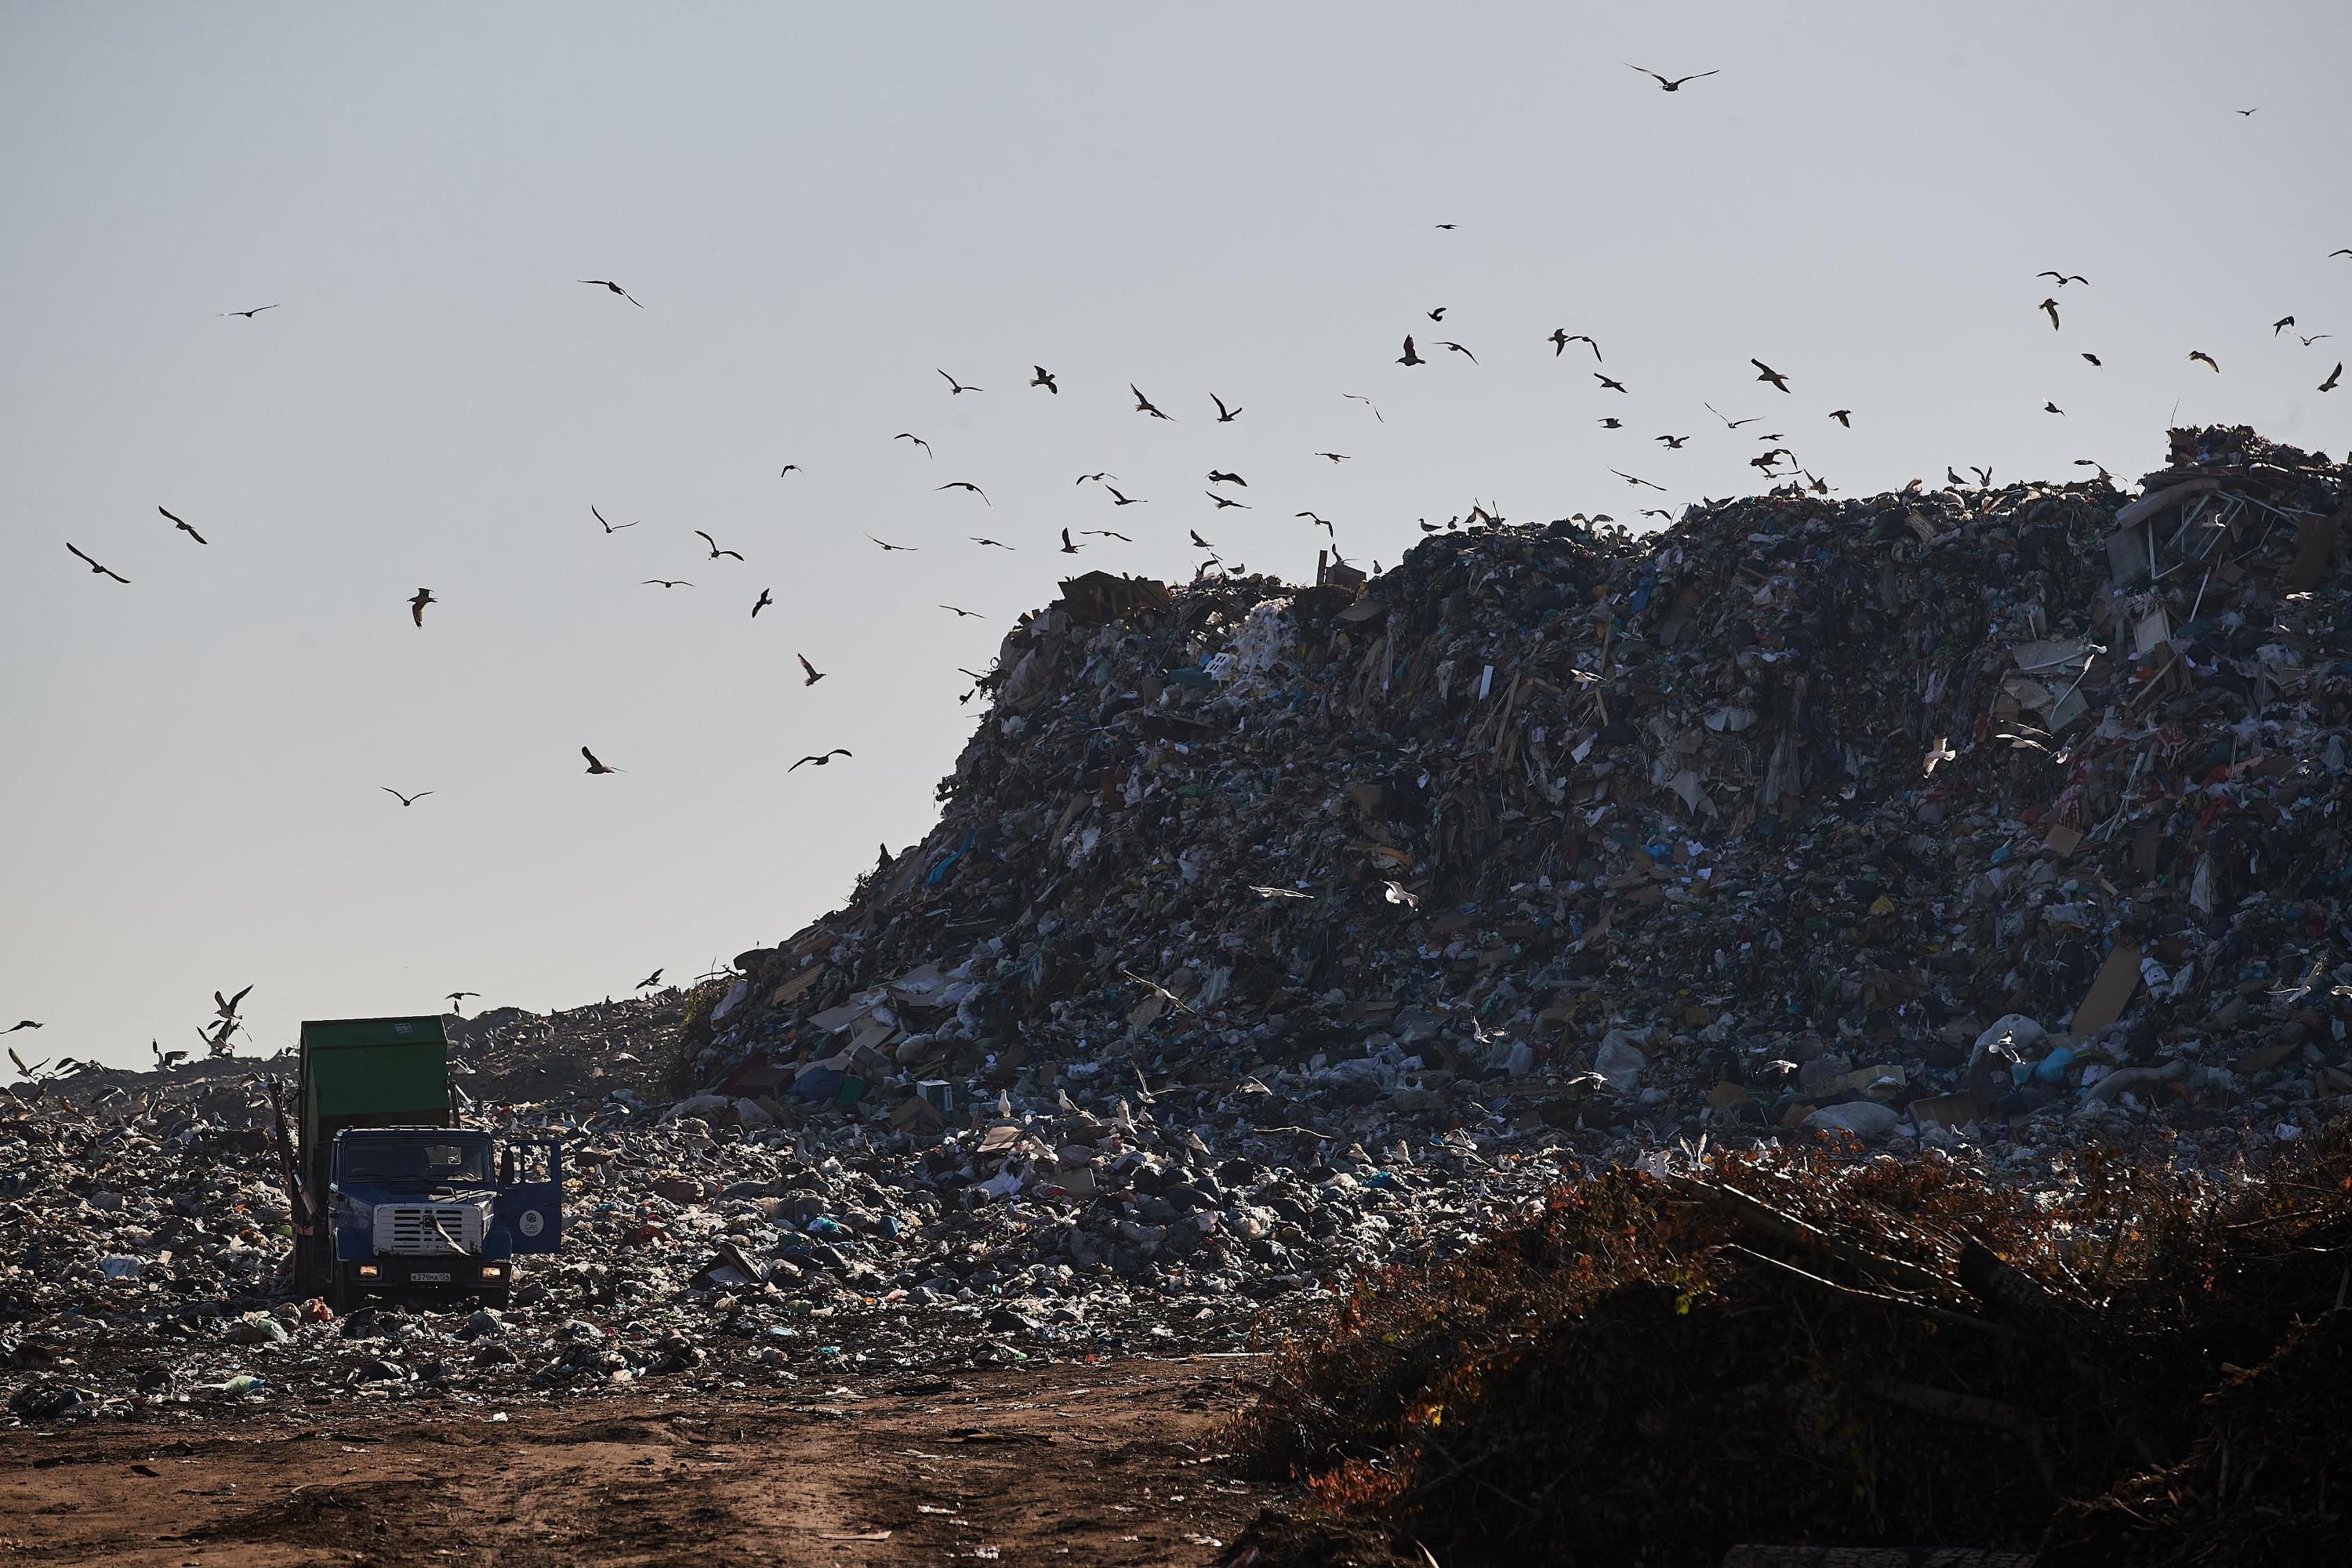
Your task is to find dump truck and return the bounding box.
[272,1015,562,1311]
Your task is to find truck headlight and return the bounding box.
[481,1265,503,1279]
[357,1264,380,1279]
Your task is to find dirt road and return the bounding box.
[0,1357,1280,1566]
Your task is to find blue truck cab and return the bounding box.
[326,1127,564,1309]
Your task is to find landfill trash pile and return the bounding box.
[700,424,2352,1174]
[1232,1125,2352,1568]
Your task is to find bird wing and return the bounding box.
[582,746,598,764]
[1627,64,1668,83]
[798,654,818,679]
[695,529,719,550]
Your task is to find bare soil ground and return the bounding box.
[0,1357,1283,1567]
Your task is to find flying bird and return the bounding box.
[579,280,643,307]
[213,984,253,1021]
[1189,529,1213,548]
[779,465,800,476]
[2188,350,2220,372]
[2296,333,2330,347]
[593,505,636,533]
[1705,403,1759,429]
[635,968,663,989]
[2038,272,2089,285]
[2274,316,2296,336]
[1628,64,1719,91]
[2321,363,2343,393]
[2039,298,2061,330]
[971,536,1014,549]
[67,543,129,583]
[939,604,982,618]
[1654,434,1690,448]
[1828,409,1852,426]
[752,589,773,618]
[1297,512,1335,535]
[797,653,825,686]
[1397,336,1425,366]
[1970,466,1994,488]
[1313,452,1351,463]
[582,746,622,775]
[408,587,434,625]
[938,481,990,505]
[1131,384,1172,419]
[220,303,279,318]
[1342,393,1383,421]
[5,1021,40,1034]
[156,506,207,543]
[1206,491,1250,510]
[1080,529,1131,542]
[1427,307,1447,321]
[1595,373,1629,393]
[938,368,982,394]
[789,749,852,771]
[447,992,479,1012]
[1210,393,1242,422]
[1610,470,1667,491]
[1074,471,1114,485]
[1550,329,1601,361]
[2235,107,2256,116]
[2333,250,2352,259]
[1104,485,1145,505]
[1437,340,1478,363]
[694,529,743,560]
[1434,223,1457,230]
[1207,470,1247,486]
[1751,358,1791,392]
[380,788,434,807]
[1597,417,1624,430]
[1060,528,1080,554]
[2082,353,2102,366]
[2045,401,2065,415]
[642,579,693,588]
[1029,365,1058,393]
[866,534,916,552]
[895,433,932,456]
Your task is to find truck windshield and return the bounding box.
[340,1140,491,1182]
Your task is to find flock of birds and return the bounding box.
[20,67,2352,1073]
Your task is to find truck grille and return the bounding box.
[372,1203,487,1255]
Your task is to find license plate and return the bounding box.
[409,1270,452,1283]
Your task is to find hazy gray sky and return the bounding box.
[5,3,2347,1072]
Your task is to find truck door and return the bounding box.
[493,1138,564,1255]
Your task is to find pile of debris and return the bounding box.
[698,425,2352,1171]
[1232,1124,2352,1567]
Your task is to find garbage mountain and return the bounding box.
[696,425,2352,1159]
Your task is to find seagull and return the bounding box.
[579,280,643,307]
[2333,250,2352,259]
[938,368,982,394]
[1029,365,1058,393]
[2296,333,2331,347]
[1297,512,1336,535]
[1131,383,1172,419]
[1595,373,1628,393]
[789,749,852,771]
[1074,472,1115,485]
[593,505,637,533]
[2235,107,2256,116]
[1548,332,1599,363]
[866,534,916,552]
[1971,466,1994,487]
[1598,417,1623,429]
[220,303,279,318]
[2188,350,2220,372]
[797,653,826,686]
[939,604,982,618]
[938,481,990,505]
[895,433,932,456]
[2082,353,2102,366]
[408,587,434,625]
[1080,529,1131,542]
[1104,485,1145,505]
[694,529,743,561]
[1434,223,1457,230]
[158,506,206,543]
[1627,64,1719,91]
[1206,491,1250,510]
[1249,885,1312,900]
[582,746,622,775]
[2040,298,2062,330]
[2037,271,2089,285]
[1382,880,1420,909]
[2321,363,2343,393]
[634,968,663,989]
[1060,528,1080,554]
[381,788,434,807]
[1704,403,1759,429]
[2274,316,2296,336]
[1654,434,1690,448]
[1397,336,1425,366]
[779,465,800,476]
[1207,470,1247,486]
[1610,470,1667,491]
[67,543,129,583]
[1947,467,1968,486]
[5,1021,40,1034]
[2045,401,2065,415]
[213,984,253,1021]
[1427,307,1447,321]
[1751,358,1791,392]
[1342,393,1383,421]
[642,579,693,588]
[1210,393,1242,422]
[1313,452,1351,463]
[1436,340,1478,363]
[1189,529,1213,549]
[971,536,1014,549]
[446,992,479,1014]
[752,589,773,618]
[1828,409,1852,426]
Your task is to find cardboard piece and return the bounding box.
[2043,823,2084,858]
[2067,943,2144,1037]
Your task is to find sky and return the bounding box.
[4,2,2349,1073]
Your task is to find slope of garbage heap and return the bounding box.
[703,424,2352,1167]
